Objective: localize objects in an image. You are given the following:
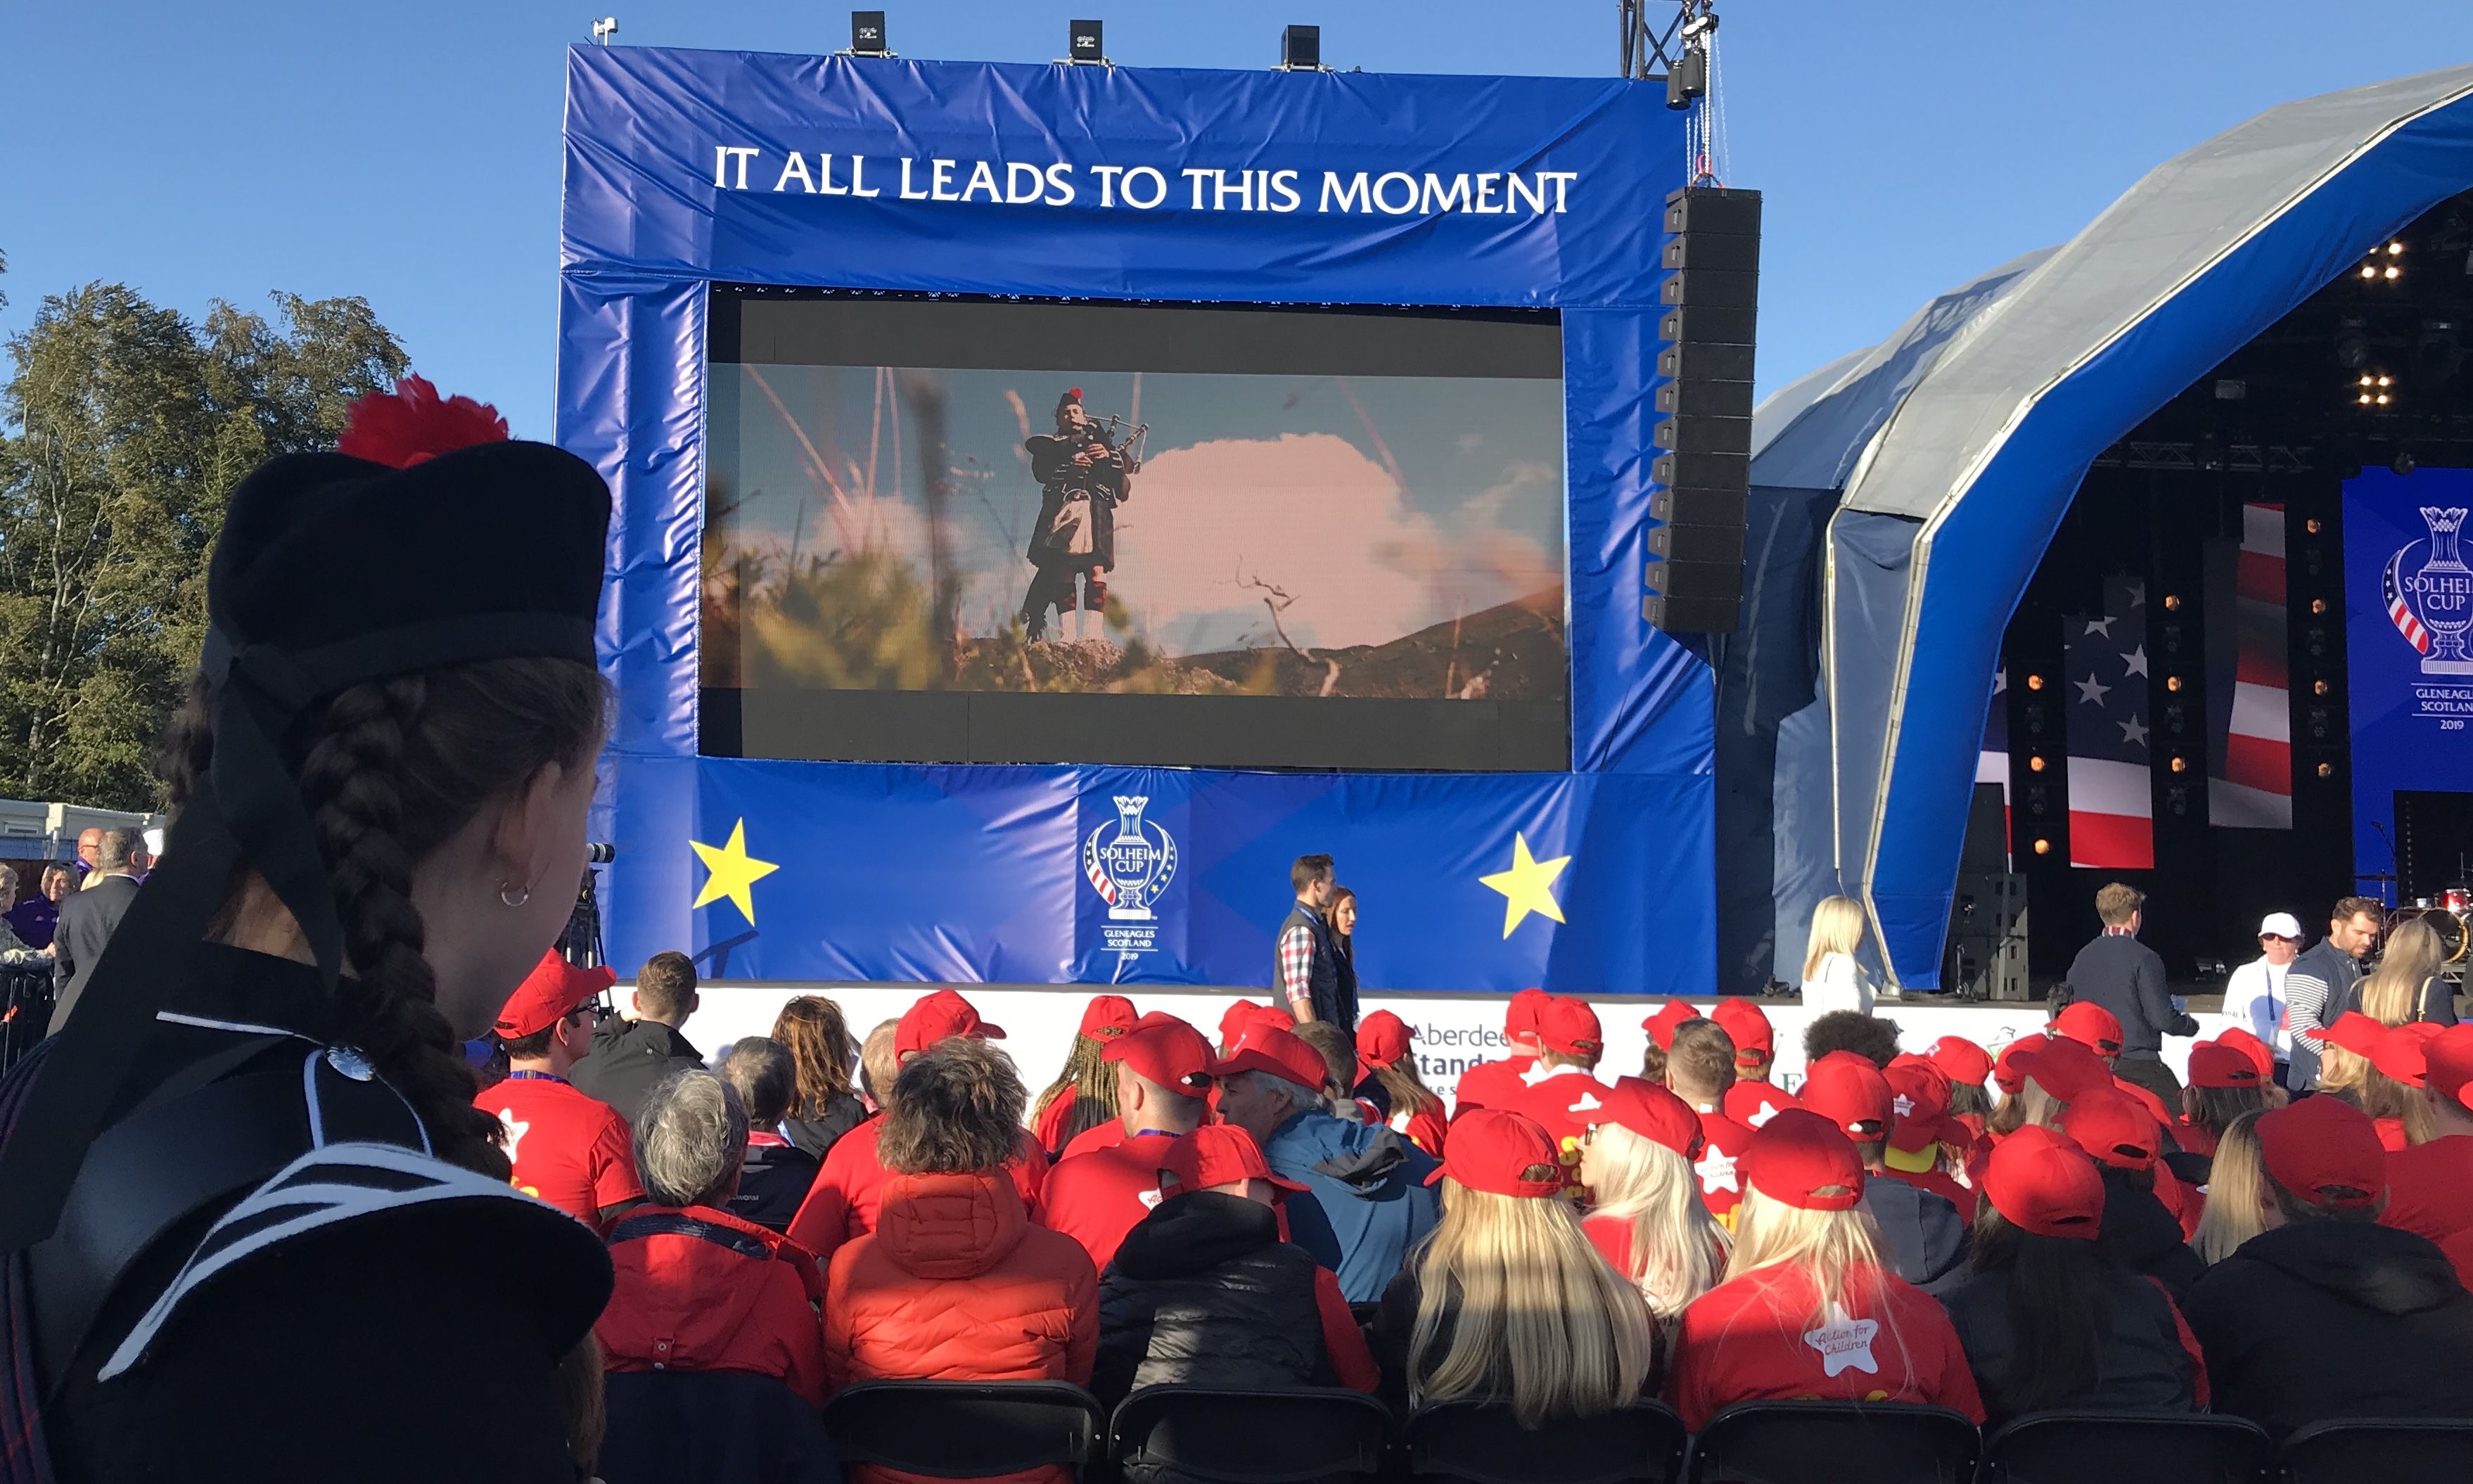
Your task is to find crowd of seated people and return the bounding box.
[534,973,2473,1481]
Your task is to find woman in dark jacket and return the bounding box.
[1092,1124,1376,1408]
[774,995,869,1159]
[0,378,614,1481]
[1941,1125,2208,1424]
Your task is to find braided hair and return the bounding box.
[1033,1032,1121,1147]
[161,657,606,1179]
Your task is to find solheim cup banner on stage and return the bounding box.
[2346,466,2473,876]
[560,46,1713,993]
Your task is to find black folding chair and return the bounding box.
[1980,1410,2270,1484]
[1406,1397,1687,1484]
[2276,1416,2473,1483]
[1110,1386,1393,1484]
[601,1371,840,1484]
[822,1380,1107,1480]
[1685,1401,1981,1484]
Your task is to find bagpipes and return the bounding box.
[1069,411,1151,474]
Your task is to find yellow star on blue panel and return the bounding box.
[690,818,778,925]
[1479,831,1570,938]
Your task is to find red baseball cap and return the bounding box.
[2212,1027,2276,1082]
[1979,1125,2104,1239]
[2187,1041,2266,1090]
[1505,987,1551,1042]
[1724,1080,1800,1129]
[2322,1011,2387,1059]
[1211,1023,1327,1094]
[493,949,615,1040]
[2012,1035,2112,1102]
[1357,1009,1413,1077]
[2369,1024,2436,1088]
[1742,1108,1865,1211]
[1218,999,1289,1049]
[2257,1095,2386,1211]
[2053,1001,2126,1058]
[1927,1035,1995,1091]
[1538,997,1603,1059]
[1641,1000,1704,1051]
[2059,1087,2160,1171]
[1431,1108,1564,1198]
[1992,1038,2033,1096]
[1160,1123,1298,1194]
[895,988,1007,1058]
[1079,994,1138,1038]
[1798,1051,1895,1139]
[2424,1023,2473,1110]
[1104,1015,1215,1096]
[1599,1076,1706,1160]
[1710,998,1775,1061]
[1884,1058,1957,1154]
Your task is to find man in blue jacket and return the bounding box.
[1213,1021,1439,1303]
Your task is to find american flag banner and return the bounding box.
[2211,503,2294,829]
[2065,575,2154,869]
[1977,667,2012,862]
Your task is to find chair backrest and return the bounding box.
[1685,1401,1980,1484]
[1405,1398,1688,1484]
[600,1371,840,1484]
[1110,1386,1394,1484]
[822,1380,1106,1480]
[1982,1410,2271,1484]
[2277,1417,2473,1483]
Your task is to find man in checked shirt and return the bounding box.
[1273,852,1353,1031]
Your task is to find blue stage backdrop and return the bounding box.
[558,45,1712,994]
[2346,466,2473,892]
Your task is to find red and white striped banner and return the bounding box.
[2211,503,2293,829]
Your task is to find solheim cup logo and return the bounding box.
[1084,795,1178,921]
[2386,506,2473,674]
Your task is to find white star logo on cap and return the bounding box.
[1568,1091,1604,1114]
[1694,1147,1739,1194]
[497,1110,529,1163]
[1893,1094,1915,1118]
[1746,1100,1782,1128]
[1803,1302,1881,1378]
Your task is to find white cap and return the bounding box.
[2259,911,2304,940]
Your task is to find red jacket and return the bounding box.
[789,1117,1048,1260]
[596,1205,829,1407]
[826,1170,1098,1484]
[1670,1260,1984,1431]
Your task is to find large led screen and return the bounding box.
[703,292,1568,771]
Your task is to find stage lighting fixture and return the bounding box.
[2028,755,2045,773]
[2307,518,2324,535]
[1067,18,1106,63]
[2026,673,2045,691]
[2391,241,2406,255]
[1279,24,1322,70]
[2033,838,2052,856]
[849,10,889,54]
[2171,757,2187,774]
[2363,265,2380,280]
[2318,762,2335,779]
[589,15,618,44]
[2395,450,2419,475]
[2315,679,2332,696]
[2164,594,2183,611]
[2166,675,2183,693]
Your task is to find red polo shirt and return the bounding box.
[478,1072,642,1229]
[1450,1055,1538,1117]
[1689,1107,1757,1224]
[1669,1262,1985,1431]
[786,1116,1047,1260]
[1041,1131,1183,1272]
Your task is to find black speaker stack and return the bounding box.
[1645,185,1762,635]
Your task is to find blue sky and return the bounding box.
[6,3,2472,437]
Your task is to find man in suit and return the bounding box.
[2064,881,2199,1106]
[51,826,150,1030]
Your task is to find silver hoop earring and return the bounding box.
[499,883,531,909]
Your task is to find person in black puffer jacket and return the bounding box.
[2184,1096,2473,1439]
[1093,1125,1378,1415]
[1941,1126,2206,1425]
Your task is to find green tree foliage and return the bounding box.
[0,283,407,808]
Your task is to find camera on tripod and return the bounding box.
[559,844,618,985]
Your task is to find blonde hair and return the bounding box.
[1585,1122,1731,1317]
[1725,1184,1893,1328]
[2014,1077,2066,1131]
[2190,1110,2268,1266]
[859,1018,902,1108]
[2361,918,2446,1027]
[2322,1052,2436,1146]
[1802,895,1867,984]
[1409,1179,1652,1427]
